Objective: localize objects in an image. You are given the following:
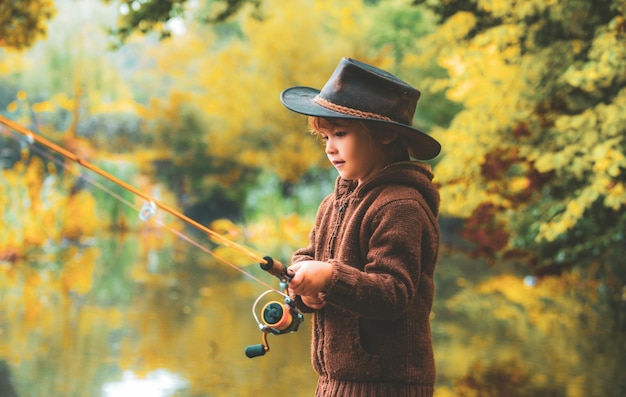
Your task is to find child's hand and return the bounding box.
[288,260,333,297]
[301,294,326,309]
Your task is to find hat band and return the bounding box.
[313,95,393,122]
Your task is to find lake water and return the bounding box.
[0,232,623,397]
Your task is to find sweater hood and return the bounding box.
[335,161,439,217]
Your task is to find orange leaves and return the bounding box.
[461,203,509,260]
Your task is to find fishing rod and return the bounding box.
[0,114,303,358]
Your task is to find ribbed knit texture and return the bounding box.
[293,161,440,397]
[316,378,435,397]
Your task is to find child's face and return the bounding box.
[318,120,390,185]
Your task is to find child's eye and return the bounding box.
[335,131,347,137]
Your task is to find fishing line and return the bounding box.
[0,119,281,293]
[0,115,269,265]
[0,115,302,357]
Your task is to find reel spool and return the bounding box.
[262,301,300,333]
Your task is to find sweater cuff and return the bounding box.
[321,260,358,304]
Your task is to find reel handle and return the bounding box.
[245,330,269,358]
[245,344,267,358]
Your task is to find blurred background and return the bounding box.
[0,0,625,396]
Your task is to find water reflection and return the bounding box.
[0,234,624,396]
[101,370,187,397]
[0,233,316,397]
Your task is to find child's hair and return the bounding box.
[308,116,410,162]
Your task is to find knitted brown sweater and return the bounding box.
[293,161,440,397]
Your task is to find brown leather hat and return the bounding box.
[280,57,441,160]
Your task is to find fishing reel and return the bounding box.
[245,257,304,358]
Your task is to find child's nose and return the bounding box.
[325,140,336,154]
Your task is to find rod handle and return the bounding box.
[260,256,293,279]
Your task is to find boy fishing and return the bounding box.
[281,57,441,397]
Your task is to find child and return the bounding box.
[281,57,441,397]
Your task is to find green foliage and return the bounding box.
[105,0,187,44]
[366,2,463,135]
[145,98,260,223]
[88,159,142,230]
[0,0,56,50]
[418,0,626,277]
[243,167,336,219]
[368,3,429,62]
[104,0,262,46]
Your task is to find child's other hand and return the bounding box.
[301,294,326,309]
[288,260,332,296]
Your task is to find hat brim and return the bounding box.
[281,86,441,160]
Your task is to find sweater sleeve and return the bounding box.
[320,198,435,320]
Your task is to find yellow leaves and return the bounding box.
[141,0,376,182]
[61,246,98,295]
[509,176,531,193]
[561,25,626,92]
[532,117,625,242]
[205,218,252,267]
[0,157,102,254]
[22,270,45,325]
[438,268,612,391]
[50,92,75,111]
[209,218,241,241]
[476,0,558,21]
[536,183,599,242]
[91,96,138,115]
[476,0,511,18]
[473,271,601,338]
[437,182,490,218]
[426,23,530,225]
[0,48,24,75]
[421,2,626,258]
[7,90,28,113]
[31,100,55,113]
[605,182,626,211]
[62,190,103,240]
[145,32,215,82]
[438,12,477,43]
[244,213,312,261]
[592,141,626,177]
[437,24,524,107]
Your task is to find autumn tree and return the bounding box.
[416,0,626,281]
